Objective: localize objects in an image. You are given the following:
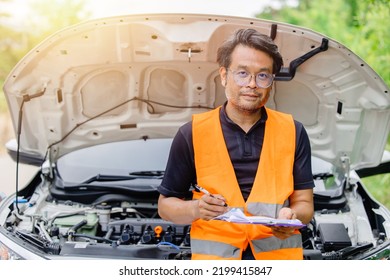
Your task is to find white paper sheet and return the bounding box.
[214,208,304,228]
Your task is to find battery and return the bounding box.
[318,223,352,251]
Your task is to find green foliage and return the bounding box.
[362,175,390,209]
[28,0,91,39]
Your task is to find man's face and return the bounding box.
[220,45,274,113]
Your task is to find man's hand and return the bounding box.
[197,194,228,221]
[271,225,300,239]
[158,194,228,224]
[270,188,314,239]
[271,207,299,239]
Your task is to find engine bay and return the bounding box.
[2,171,389,260]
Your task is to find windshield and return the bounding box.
[55,139,172,184]
[55,138,342,197]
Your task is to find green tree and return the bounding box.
[28,0,91,40]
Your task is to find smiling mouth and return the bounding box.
[241,89,262,96]
[241,92,261,99]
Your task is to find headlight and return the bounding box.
[0,241,24,260]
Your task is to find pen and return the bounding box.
[193,184,228,207]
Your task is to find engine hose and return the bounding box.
[67,219,88,241]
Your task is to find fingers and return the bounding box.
[271,226,298,240]
[198,194,228,220]
[272,207,299,239]
[278,207,296,220]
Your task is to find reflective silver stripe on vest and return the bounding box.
[252,234,302,253]
[191,239,241,258]
[247,200,289,218]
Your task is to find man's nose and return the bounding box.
[247,74,257,88]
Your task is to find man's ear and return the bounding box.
[219,67,227,87]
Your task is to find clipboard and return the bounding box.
[213,208,305,228]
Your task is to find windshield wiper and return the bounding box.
[129,171,164,178]
[82,171,164,184]
[63,182,159,193]
[82,174,135,183]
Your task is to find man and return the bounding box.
[157,28,314,260]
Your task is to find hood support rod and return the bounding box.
[275,37,329,81]
[15,88,46,213]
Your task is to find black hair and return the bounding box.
[216,28,283,74]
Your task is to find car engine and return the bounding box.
[2,171,389,260]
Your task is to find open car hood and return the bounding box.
[3,13,390,170]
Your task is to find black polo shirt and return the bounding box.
[158,104,314,201]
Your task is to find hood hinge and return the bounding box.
[340,155,351,188]
[41,147,56,180]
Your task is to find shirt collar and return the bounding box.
[220,102,268,127]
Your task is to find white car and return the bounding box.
[1,13,390,260]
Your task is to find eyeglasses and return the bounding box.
[226,68,275,89]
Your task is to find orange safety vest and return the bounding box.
[191,106,303,260]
